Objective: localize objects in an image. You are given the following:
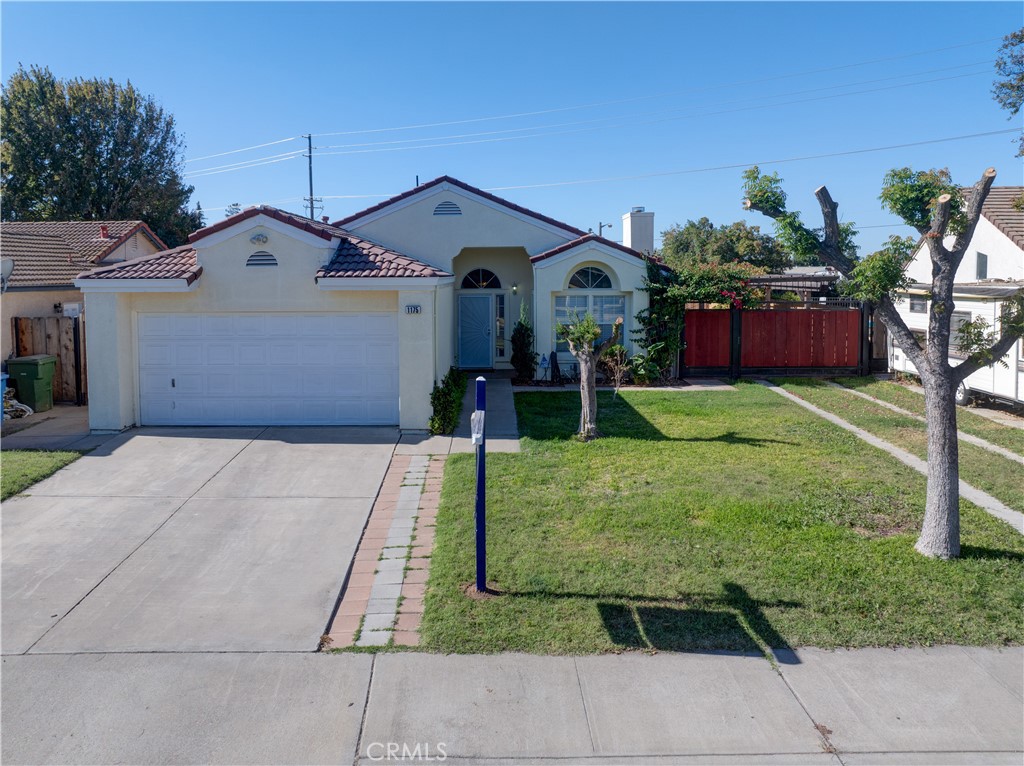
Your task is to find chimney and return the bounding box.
[621,206,654,255]
[321,216,330,223]
[99,224,109,239]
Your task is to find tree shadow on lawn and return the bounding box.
[960,544,1024,562]
[516,392,795,447]
[508,581,801,661]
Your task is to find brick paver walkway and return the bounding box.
[327,453,445,648]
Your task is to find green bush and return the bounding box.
[629,342,666,385]
[510,303,538,382]
[429,367,467,435]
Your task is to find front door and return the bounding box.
[458,294,492,368]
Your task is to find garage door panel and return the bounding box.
[139,313,400,426]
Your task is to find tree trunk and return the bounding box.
[915,371,961,559]
[577,351,598,440]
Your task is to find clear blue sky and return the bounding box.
[2,2,1021,253]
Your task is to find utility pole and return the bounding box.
[304,134,315,220]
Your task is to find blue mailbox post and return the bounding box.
[471,376,487,592]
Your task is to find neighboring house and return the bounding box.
[890,186,1024,404]
[1,221,166,360]
[75,176,653,431]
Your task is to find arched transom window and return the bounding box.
[461,268,502,289]
[569,266,612,289]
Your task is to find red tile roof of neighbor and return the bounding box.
[333,175,590,237]
[980,186,1024,251]
[77,246,202,285]
[317,232,452,279]
[530,233,647,263]
[1,221,167,288]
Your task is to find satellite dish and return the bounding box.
[0,258,13,293]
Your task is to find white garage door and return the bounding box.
[138,313,399,425]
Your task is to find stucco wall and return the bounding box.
[905,217,1023,284]
[2,289,82,361]
[346,185,575,271]
[101,231,163,263]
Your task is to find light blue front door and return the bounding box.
[459,294,492,368]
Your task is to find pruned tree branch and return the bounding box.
[951,168,997,255]
[953,326,1023,383]
[875,294,928,371]
[814,185,856,275]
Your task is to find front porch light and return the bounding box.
[512,283,518,295]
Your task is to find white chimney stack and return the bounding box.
[621,206,654,254]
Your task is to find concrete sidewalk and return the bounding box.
[3,646,1020,764]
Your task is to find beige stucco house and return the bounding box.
[76,176,653,431]
[1,220,165,360]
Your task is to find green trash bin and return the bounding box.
[7,354,57,413]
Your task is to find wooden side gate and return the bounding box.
[682,303,868,377]
[11,316,88,404]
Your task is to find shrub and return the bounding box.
[629,342,666,385]
[429,367,467,435]
[599,344,630,395]
[510,302,538,382]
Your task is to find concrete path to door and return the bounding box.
[2,425,398,654]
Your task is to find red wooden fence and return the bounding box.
[683,306,865,374]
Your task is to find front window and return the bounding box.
[495,294,506,359]
[568,266,612,289]
[461,269,501,289]
[909,296,927,313]
[554,294,626,352]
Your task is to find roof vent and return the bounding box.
[99,224,110,239]
[433,201,462,216]
[246,251,278,267]
[631,206,645,213]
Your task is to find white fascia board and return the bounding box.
[317,276,454,291]
[74,278,198,293]
[344,182,580,242]
[532,241,644,271]
[193,214,338,250]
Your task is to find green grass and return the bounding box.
[778,379,1024,513]
[834,376,1024,458]
[419,383,1024,654]
[1,450,83,500]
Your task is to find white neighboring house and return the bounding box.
[889,186,1024,405]
[75,177,654,431]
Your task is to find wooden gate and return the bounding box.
[11,316,87,404]
[682,304,867,376]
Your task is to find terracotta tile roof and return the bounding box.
[189,205,345,244]
[530,233,648,263]
[1,232,92,288]
[77,245,201,284]
[1,220,165,261]
[980,186,1024,250]
[318,232,452,279]
[333,175,589,237]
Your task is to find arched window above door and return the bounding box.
[568,266,611,289]
[461,268,502,289]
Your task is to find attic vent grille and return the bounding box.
[433,201,462,216]
[246,251,278,267]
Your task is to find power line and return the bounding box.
[312,61,992,153]
[184,149,306,177]
[309,36,1001,138]
[182,36,1001,165]
[199,128,1017,214]
[310,70,992,159]
[482,129,1020,191]
[186,154,302,179]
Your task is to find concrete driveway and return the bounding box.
[2,425,398,654]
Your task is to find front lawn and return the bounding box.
[1,450,83,500]
[834,376,1024,457]
[778,379,1024,513]
[421,384,1024,654]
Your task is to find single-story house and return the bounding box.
[2,220,165,360]
[76,176,654,431]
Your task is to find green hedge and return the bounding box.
[429,367,467,435]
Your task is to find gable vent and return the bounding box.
[246,251,278,267]
[433,200,462,216]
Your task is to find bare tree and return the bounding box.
[743,166,1023,559]
[557,314,623,440]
